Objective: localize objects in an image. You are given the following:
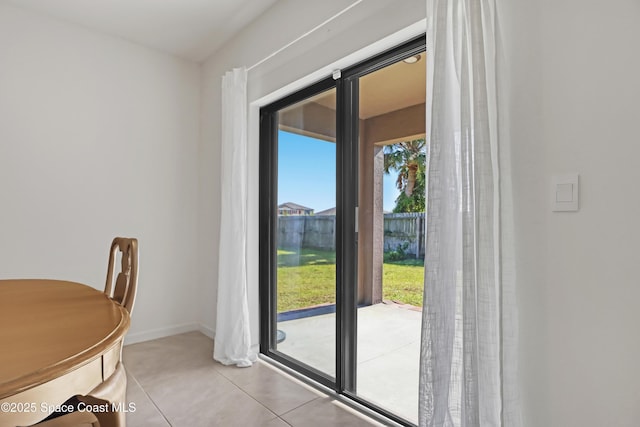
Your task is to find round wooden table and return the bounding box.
[0,279,130,426]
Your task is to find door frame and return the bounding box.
[259,34,426,426]
[259,76,341,391]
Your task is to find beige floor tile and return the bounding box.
[125,373,170,427]
[143,364,277,427]
[215,361,321,415]
[264,416,292,426]
[121,332,386,427]
[123,331,215,385]
[281,397,383,427]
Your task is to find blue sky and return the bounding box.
[277,131,400,212]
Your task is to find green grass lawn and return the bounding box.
[382,258,425,306]
[277,248,424,312]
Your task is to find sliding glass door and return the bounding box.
[354,48,426,425]
[260,79,345,388]
[260,35,426,425]
[273,87,338,377]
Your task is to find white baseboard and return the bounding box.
[124,322,200,345]
[198,324,215,339]
[194,324,259,350]
[124,323,257,349]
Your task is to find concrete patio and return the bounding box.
[276,302,422,424]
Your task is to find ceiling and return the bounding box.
[2,0,279,62]
[312,52,426,119]
[279,53,426,145]
[359,54,426,119]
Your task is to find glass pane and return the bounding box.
[275,88,337,377]
[356,51,426,423]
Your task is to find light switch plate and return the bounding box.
[552,174,579,212]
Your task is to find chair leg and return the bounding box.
[87,402,125,427]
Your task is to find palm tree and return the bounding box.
[383,138,426,198]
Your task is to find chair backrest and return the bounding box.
[104,237,138,315]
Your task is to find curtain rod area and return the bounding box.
[246,0,363,72]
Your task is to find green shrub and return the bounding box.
[383,242,410,262]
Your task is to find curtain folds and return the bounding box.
[214,67,256,368]
[419,1,520,426]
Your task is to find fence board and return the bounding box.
[277,213,425,257]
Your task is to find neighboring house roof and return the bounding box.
[278,202,313,211]
[316,207,336,215]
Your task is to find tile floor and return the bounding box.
[122,331,387,427]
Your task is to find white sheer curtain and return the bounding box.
[419,0,520,426]
[214,67,256,367]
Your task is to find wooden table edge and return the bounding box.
[0,300,130,400]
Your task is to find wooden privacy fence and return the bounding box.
[277,215,336,251]
[382,213,425,258]
[277,213,425,258]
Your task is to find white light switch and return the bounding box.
[552,174,579,212]
[556,183,573,202]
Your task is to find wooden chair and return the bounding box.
[104,237,139,315]
[33,238,138,427]
[29,410,99,427]
[32,363,128,427]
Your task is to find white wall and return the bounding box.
[198,0,426,340]
[203,0,640,426]
[507,0,640,426]
[0,3,201,343]
[12,0,631,423]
